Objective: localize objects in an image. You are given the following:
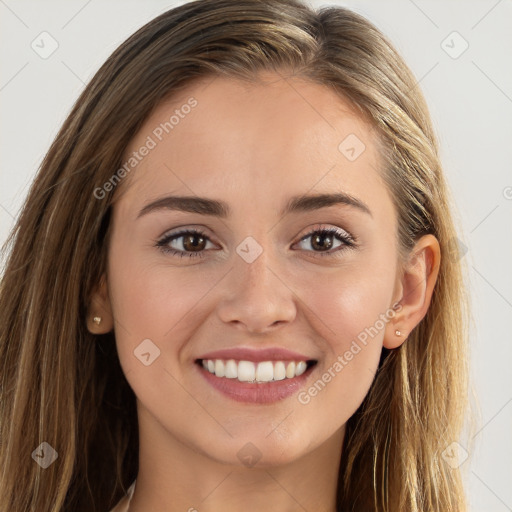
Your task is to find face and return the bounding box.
[100,72,406,467]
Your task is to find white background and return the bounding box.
[1,1,511,510]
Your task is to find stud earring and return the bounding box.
[93,316,102,325]
[395,329,401,336]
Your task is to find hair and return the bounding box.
[0,0,472,510]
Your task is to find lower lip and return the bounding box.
[196,363,316,404]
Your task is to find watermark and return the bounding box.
[441,31,469,60]
[338,133,366,162]
[237,442,262,467]
[441,441,469,469]
[31,31,59,59]
[94,97,198,200]
[31,441,58,468]
[236,236,264,263]
[297,303,402,405]
[446,236,468,263]
[134,338,161,366]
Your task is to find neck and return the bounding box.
[127,403,344,512]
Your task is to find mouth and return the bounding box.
[194,356,318,404]
[196,358,317,382]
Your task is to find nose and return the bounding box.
[216,246,297,334]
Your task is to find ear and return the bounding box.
[86,274,114,334]
[384,234,441,349]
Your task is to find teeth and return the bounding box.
[295,361,307,376]
[214,359,225,378]
[285,362,295,379]
[255,361,274,382]
[201,359,312,382]
[274,361,286,381]
[238,360,256,382]
[225,359,237,379]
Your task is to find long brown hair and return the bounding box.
[0,0,471,510]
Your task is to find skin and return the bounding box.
[87,71,440,512]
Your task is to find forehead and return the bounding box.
[116,73,390,222]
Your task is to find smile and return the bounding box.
[195,353,318,403]
[199,358,315,383]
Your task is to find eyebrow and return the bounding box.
[137,192,372,219]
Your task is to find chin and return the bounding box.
[202,426,318,468]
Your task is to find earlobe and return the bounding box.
[383,234,441,349]
[86,274,114,334]
[384,323,408,350]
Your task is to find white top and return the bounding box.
[109,480,136,512]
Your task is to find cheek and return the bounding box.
[291,264,393,418]
[106,239,222,371]
[106,248,231,444]
[298,260,394,349]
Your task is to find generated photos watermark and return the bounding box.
[94,97,198,200]
[297,303,402,405]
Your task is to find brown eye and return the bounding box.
[156,228,214,258]
[295,227,356,257]
[310,232,335,251]
[182,233,207,252]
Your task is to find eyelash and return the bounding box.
[155,226,357,259]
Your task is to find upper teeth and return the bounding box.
[201,359,308,382]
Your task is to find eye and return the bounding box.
[155,228,215,259]
[155,225,357,260]
[294,225,356,257]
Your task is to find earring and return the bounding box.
[395,329,401,336]
[93,316,102,325]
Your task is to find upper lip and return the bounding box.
[197,347,316,363]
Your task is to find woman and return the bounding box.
[0,0,471,510]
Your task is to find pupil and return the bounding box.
[312,233,333,251]
[184,234,204,251]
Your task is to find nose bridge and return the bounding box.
[235,234,281,299]
[217,233,296,331]
[238,233,270,277]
